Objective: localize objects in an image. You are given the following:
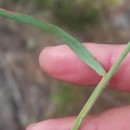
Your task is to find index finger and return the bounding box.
[39,43,130,91]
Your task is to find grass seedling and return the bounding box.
[0,8,129,130]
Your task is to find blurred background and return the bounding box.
[0,0,130,130]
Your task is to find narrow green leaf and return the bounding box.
[0,8,106,75]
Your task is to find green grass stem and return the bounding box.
[72,41,130,130]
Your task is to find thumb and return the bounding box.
[26,105,130,130]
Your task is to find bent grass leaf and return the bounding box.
[0,8,130,130]
[0,8,106,75]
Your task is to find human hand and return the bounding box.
[27,43,130,130]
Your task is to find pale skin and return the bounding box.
[26,43,130,130]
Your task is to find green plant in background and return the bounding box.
[0,8,130,130]
[104,0,124,8]
[52,0,101,30]
[53,84,76,116]
[34,0,101,30]
[98,0,124,12]
[22,0,124,31]
[35,0,52,10]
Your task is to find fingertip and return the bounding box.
[39,45,68,72]
[39,46,52,73]
[26,118,75,130]
[39,46,63,76]
[39,45,88,83]
[26,123,36,130]
[26,120,52,130]
[25,116,98,130]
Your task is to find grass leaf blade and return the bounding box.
[0,8,106,75]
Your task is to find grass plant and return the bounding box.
[0,8,129,130]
